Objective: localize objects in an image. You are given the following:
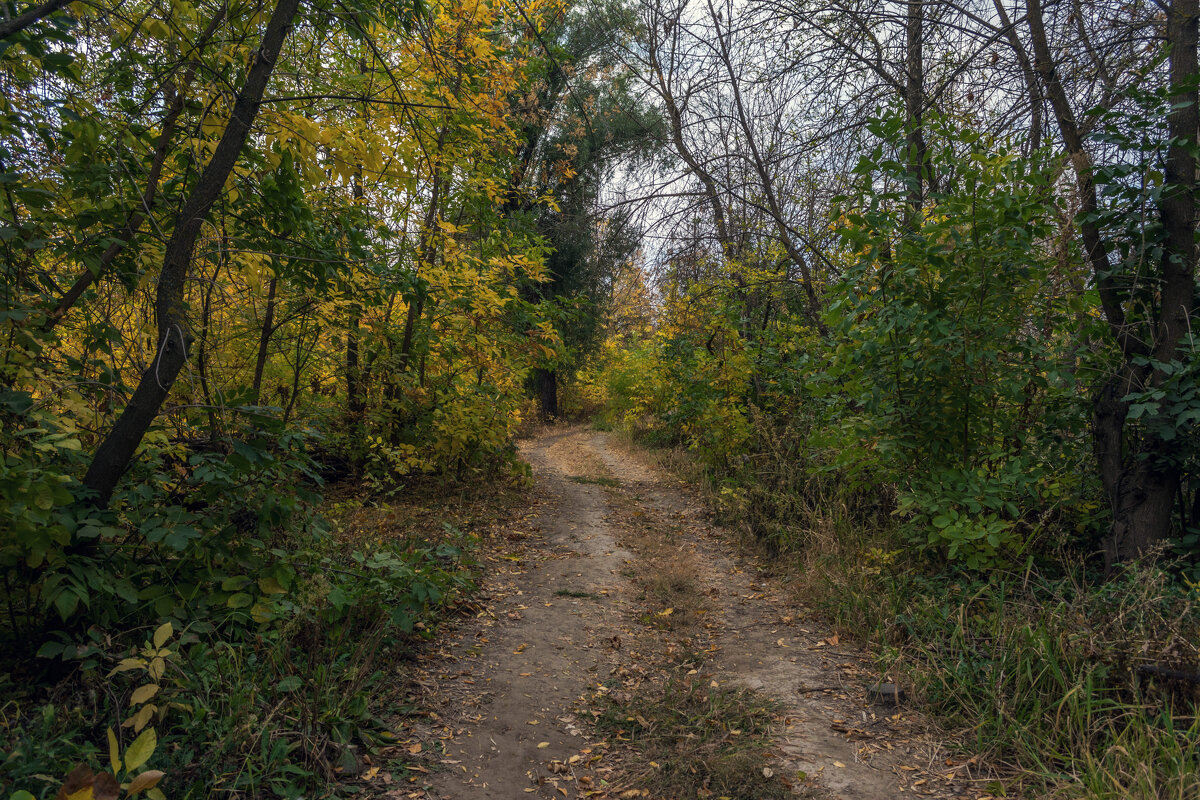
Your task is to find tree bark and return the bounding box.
[991,0,1042,151]
[904,0,926,222]
[0,0,72,41]
[251,274,278,402]
[533,367,558,420]
[82,0,302,507]
[398,159,445,373]
[1027,0,1198,562]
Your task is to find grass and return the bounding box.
[835,562,1200,798]
[612,421,1200,799]
[595,665,790,799]
[612,495,708,632]
[568,475,622,487]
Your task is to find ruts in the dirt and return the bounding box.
[377,427,990,800]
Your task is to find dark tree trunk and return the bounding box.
[195,242,225,438]
[991,0,1042,151]
[399,163,444,373]
[0,0,72,40]
[1028,0,1198,563]
[81,0,301,507]
[904,0,926,221]
[534,367,558,420]
[251,274,278,403]
[346,167,366,456]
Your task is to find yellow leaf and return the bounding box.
[123,705,155,734]
[107,728,121,776]
[126,770,165,795]
[130,685,159,706]
[656,607,673,617]
[153,622,172,648]
[109,658,145,676]
[125,727,156,772]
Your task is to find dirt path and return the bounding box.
[387,427,988,800]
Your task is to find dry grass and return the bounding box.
[323,475,530,549]
[595,663,793,800]
[609,417,1200,798]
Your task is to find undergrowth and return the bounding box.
[616,424,1200,799]
[799,543,1200,799]
[0,467,519,799]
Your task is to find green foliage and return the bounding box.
[806,548,1200,797]
[2,520,476,798]
[599,111,1106,569]
[827,113,1096,567]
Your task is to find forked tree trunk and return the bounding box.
[1027,0,1198,563]
[82,0,302,506]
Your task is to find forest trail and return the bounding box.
[390,427,985,800]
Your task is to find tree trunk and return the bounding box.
[399,160,445,373]
[82,0,301,507]
[195,241,225,438]
[346,166,366,456]
[991,0,1042,151]
[0,0,72,41]
[1028,0,1198,562]
[904,0,926,221]
[533,367,558,420]
[251,274,278,403]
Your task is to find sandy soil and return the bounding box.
[375,426,992,800]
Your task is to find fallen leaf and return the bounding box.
[537,742,550,748]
